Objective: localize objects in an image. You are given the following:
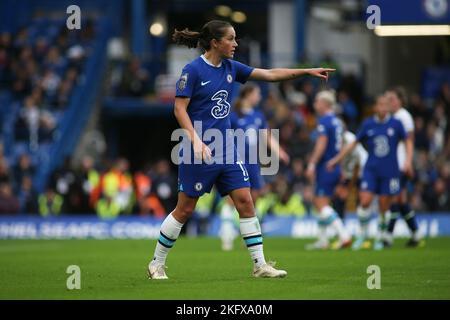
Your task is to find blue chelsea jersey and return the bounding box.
[230,108,268,164]
[316,112,343,166]
[356,115,406,177]
[175,56,254,160]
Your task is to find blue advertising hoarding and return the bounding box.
[0,214,449,239]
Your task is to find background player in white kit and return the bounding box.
[339,127,375,250]
[332,121,368,220]
[384,87,423,247]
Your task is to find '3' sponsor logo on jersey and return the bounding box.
[211,90,231,119]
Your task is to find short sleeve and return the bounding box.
[396,119,407,140]
[317,118,327,136]
[344,131,356,145]
[175,64,198,98]
[403,111,414,133]
[356,120,368,141]
[232,60,254,84]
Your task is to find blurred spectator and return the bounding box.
[91,158,134,216]
[287,159,306,188]
[75,155,99,214]
[0,158,12,184]
[288,125,313,159]
[0,182,20,214]
[43,46,65,74]
[410,93,432,122]
[38,187,63,217]
[96,196,121,219]
[149,159,177,213]
[17,176,38,213]
[52,78,72,109]
[438,82,450,110]
[271,176,306,217]
[414,117,429,151]
[134,170,166,217]
[117,57,150,97]
[12,153,35,193]
[49,157,77,212]
[67,44,86,72]
[34,37,48,64]
[427,120,444,157]
[15,96,40,147]
[14,95,56,148]
[423,178,450,211]
[40,69,61,101]
[337,90,358,131]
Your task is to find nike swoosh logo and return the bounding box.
[244,177,249,181]
[201,81,211,86]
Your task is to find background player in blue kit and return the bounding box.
[327,95,413,250]
[219,84,290,251]
[147,20,335,279]
[385,88,423,248]
[305,90,351,250]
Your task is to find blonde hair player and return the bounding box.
[305,90,352,251]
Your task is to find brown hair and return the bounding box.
[234,84,258,113]
[172,20,233,51]
[389,86,408,106]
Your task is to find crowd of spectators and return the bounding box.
[0,148,180,217]
[1,19,95,149]
[0,18,98,214]
[1,77,448,217]
[1,25,449,217]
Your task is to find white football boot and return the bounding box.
[148,262,168,280]
[253,262,287,278]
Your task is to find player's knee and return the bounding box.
[359,194,372,208]
[177,204,195,220]
[234,194,254,215]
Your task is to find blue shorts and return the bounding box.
[178,162,251,197]
[360,167,400,196]
[315,165,340,197]
[245,163,265,190]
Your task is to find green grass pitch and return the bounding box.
[1,237,449,299]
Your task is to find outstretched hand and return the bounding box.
[326,158,338,172]
[308,68,336,81]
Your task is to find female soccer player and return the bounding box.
[384,88,422,248]
[304,90,352,250]
[327,95,413,250]
[219,83,290,251]
[148,20,334,279]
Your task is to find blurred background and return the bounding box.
[0,0,449,238]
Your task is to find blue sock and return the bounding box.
[400,204,418,232]
[387,204,400,233]
[333,197,346,220]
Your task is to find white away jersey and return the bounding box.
[393,108,414,171]
[342,131,368,179]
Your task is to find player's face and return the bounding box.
[313,97,327,115]
[375,96,389,118]
[215,27,238,59]
[386,91,401,111]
